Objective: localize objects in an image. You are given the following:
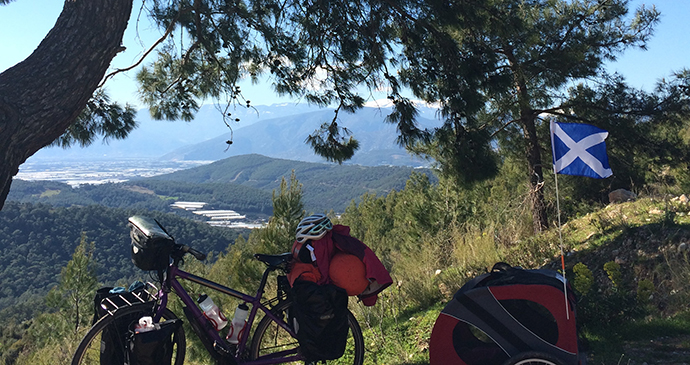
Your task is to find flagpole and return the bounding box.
[553,156,570,321]
[550,120,570,321]
[551,120,613,321]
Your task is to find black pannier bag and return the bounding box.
[99,311,142,365]
[127,319,182,365]
[290,281,349,362]
[128,215,175,271]
[92,285,152,365]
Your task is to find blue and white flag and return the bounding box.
[550,121,612,179]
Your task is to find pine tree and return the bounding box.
[0,0,132,209]
[3,0,685,235]
[45,232,98,334]
[136,0,665,232]
[259,171,305,254]
[390,0,660,232]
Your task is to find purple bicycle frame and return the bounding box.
[155,264,303,364]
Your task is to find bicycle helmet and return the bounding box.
[295,214,333,243]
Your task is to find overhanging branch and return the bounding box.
[98,9,184,88]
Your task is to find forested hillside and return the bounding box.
[147,154,436,212]
[0,202,244,318]
[7,179,273,217]
[8,154,433,214]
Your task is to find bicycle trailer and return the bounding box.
[429,263,582,365]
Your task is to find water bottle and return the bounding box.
[197,294,228,331]
[226,303,249,344]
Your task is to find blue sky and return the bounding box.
[1,0,688,108]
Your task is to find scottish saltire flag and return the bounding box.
[550,121,612,179]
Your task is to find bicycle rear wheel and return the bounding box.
[71,302,185,365]
[249,299,365,364]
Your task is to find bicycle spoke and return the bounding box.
[71,304,185,365]
[250,300,364,365]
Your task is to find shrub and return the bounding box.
[636,279,654,304]
[572,262,594,296]
[603,261,623,289]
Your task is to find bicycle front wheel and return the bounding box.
[71,302,186,365]
[249,299,365,365]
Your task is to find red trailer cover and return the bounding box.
[429,264,580,365]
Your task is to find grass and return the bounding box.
[10,194,690,364]
[582,311,690,364]
[357,300,444,365]
[372,196,690,364]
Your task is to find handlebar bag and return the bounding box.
[128,215,175,271]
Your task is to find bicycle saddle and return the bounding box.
[254,252,292,268]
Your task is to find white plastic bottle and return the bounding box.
[226,303,249,344]
[135,316,154,334]
[198,294,228,331]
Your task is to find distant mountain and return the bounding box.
[143,154,437,212]
[27,103,325,161]
[27,101,442,167]
[161,104,440,166]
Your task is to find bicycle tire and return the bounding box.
[71,302,186,365]
[502,351,567,365]
[249,299,365,365]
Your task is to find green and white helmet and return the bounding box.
[295,214,333,243]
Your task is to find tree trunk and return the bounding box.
[0,0,133,210]
[522,112,549,233]
[507,44,549,233]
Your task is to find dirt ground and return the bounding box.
[587,335,690,365]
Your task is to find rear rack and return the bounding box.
[99,282,159,316]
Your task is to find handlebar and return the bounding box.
[176,244,207,261]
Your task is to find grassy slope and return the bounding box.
[564,198,690,364]
[370,197,690,364]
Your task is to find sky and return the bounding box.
[1,0,688,109]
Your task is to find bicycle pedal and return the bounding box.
[213,340,232,356]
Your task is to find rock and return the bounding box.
[609,189,637,203]
[679,242,689,253]
[680,194,689,203]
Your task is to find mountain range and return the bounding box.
[28,101,442,167]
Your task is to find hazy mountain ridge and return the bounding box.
[162,107,438,166]
[28,103,319,160]
[28,102,441,167]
